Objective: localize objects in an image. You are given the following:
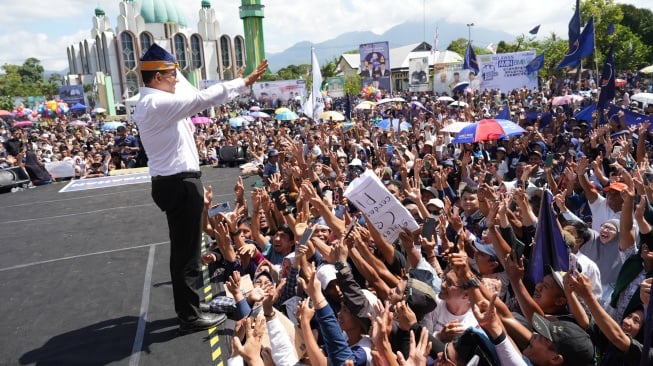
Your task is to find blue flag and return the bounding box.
[578,17,595,58]
[529,25,541,35]
[606,22,615,35]
[597,45,615,110]
[568,0,581,48]
[557,16,594,69]
[529,190,569,284]
[525,53,545,73]
[463,42,479,75]
[495,105,510,120]
[574,103,596,122]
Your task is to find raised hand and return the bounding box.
[397,327,431,366]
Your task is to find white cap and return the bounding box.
[426,198,444,209]
[316,264,338,290]
[348,158,363,167]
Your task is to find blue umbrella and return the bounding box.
[100,121,125,131]
[452,81,469,92]
[376,118,400,131]
[275,111,299,121]
[452,119,525,144]
[70,102,87,112]
[229,116,250,128]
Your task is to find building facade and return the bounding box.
[65,0,246,115]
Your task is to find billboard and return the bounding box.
[58,85,85,106]
[359,41,391,93]
[478,50,538,92]
[252,80,307,108]
[326,76,345,98]
[408,57,430,92]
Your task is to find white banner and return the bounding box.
[409,57,431,92]
[344,170,419,243]
[252,80,307,108]
[478,50,538,93]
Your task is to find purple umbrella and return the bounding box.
[13,120,34,127]
[191,116,211,124]
[249,111,270,118]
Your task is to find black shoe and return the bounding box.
[179,313,226,334]
[199,302,210,313]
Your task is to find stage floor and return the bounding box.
[0,167,248,366]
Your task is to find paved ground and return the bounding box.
[0,167,249,366]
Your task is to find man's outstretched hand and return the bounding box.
[244,60,269,86]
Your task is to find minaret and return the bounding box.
[239,0,266,74]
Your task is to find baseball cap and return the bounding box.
[426,198,445,209]
[404,275,437,320]
[603,182,628,192]
[531,313,595,366]
[453,327,501,366]
[545,265,565,290]
[421,186,438,197]
[348,158,363,167]
[267,149,279,157]
[316,264,337,290]
[474,242,498,259]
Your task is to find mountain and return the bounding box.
[266,20,515,71]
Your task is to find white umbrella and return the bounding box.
[449,101,468,107]
[355,101,376,110]
[437,96,454,102]
[440,121,472,133]
[631,93,653,105]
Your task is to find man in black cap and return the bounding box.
[133,43,268,333]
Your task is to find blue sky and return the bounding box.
[0,0,649,71]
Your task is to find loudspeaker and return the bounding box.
[218,146,248,166]
[0,167,31,193]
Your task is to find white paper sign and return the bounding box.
[344,169,419,243]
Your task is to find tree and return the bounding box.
[320,58,338,79]
[343,74,361,96]
[619,4,653,63]
[19,58,45,85]
[0,96,14,111]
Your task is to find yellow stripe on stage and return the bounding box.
[202,234,223,366]
[211,347,222,361]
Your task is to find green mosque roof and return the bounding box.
[136,0,187,27]
[201,0,211,9]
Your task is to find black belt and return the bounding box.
[151,171,202,181]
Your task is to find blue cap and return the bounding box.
[140,43,178,71]
[267,149,279,157]
[474,242,498,259]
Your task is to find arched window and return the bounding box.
[174,34,188,69]
[220,36,231,68]
[139,33,152,56]
[235,37,244,68]
[125,72,139,98]
[190,34,203,70]
[83,41,91,74]
[120,32,137,70]
[101,33,111,74]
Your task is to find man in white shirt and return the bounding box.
[133,43,267,334]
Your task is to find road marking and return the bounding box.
[129,244,156,366]
[0,241,168,272]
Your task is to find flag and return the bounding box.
[302,48,325,121]
[557,16,594,69]
[578,16,595,58]
[574,103,596,122]
[432,26,439,54]
[529,24,541,35]
[344,93,351,120]
[463,42,479,75]
[597,45,615,110]
[606,22,615,35]
[525,53,545,74]
[568,0,581,49]
[495,105,509,120]
[529,190,569,284]
[486,43,497,54]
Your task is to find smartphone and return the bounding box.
[298,227,315,247]
[344,219,358,239]
[545,153,554,168]
[386,145,394,153]
[424,160,431,170]
[334,204,346,219]
[271,190,286,211]
[421,217,436,239]
[322,156,331,166]
[333,186,343,205]
[208,202,230,217]
[569,253,578,275]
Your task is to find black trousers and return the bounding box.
[151,175,204,321]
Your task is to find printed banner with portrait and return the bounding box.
[252,80,307,108]
[359,42,391,93]
[58,85,85,106]
[408,57,431,92]
[477,50,538,93]
[326,76,345,98]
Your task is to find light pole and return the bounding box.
[466,23,474,44]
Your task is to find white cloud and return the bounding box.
[0,0,649,71]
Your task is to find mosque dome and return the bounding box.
[201,0,211,9]
[136,0,187,27]
[94,7,105,17]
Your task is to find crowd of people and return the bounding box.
[2,66,653,365]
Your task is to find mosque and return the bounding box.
[65,0,266,115]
